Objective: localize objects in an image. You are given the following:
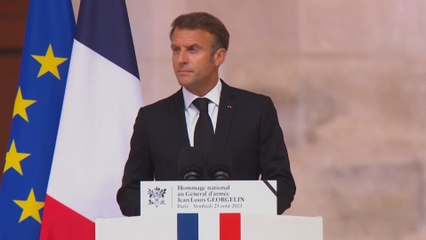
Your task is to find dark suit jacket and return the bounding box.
[117,81,296,216]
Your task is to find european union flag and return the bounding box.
[0,0,75,239]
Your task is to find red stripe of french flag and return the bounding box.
[41,195,94,240]
[220,213,241,240]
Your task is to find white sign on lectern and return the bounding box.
[141,180,277,215]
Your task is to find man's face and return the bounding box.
[171,28,225,96]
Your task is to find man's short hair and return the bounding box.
[170,12,230,52]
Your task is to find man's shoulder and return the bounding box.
[224,82,271,102]
[139,89,182,114]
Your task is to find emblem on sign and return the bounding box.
[147,187,167,208]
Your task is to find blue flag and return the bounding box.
[0,0,74,239]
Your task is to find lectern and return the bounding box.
[96,181,323,240]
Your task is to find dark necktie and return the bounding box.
[193,98,214,150]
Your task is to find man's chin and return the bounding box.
[177,77,193,87]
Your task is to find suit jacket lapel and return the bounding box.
[215,81,236,146]
[168,89,190,148]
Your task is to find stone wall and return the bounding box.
[77,0,426,239]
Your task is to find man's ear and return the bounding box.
[214,48,227,67]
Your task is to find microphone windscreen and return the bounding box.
[205,146,232,180]
[178,147,204,180]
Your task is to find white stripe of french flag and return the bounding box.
[40,0,143,239]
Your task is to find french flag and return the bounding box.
[178,213,241,240]
[40,0,143,239]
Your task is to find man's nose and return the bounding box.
[177,50,188,63]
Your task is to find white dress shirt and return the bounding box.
[182,80,222,147]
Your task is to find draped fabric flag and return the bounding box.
[0,0,74,239]
[40,0,143,239]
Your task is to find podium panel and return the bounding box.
[96,214,323,240]
[141,180,277,215]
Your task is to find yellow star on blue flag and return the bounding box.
[32,44,68,80]
[3,140,31,175]
[13,87,37,122]
[0,0,75,239]
[14,189,45,223]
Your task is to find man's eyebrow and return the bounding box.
[171,43,203,49]
[188,43,202,48]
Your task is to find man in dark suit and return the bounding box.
[117,12,296,216]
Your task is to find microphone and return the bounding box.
[205,146,232,180]
[178,147,204,180]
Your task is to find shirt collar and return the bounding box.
[183,80,222,110]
